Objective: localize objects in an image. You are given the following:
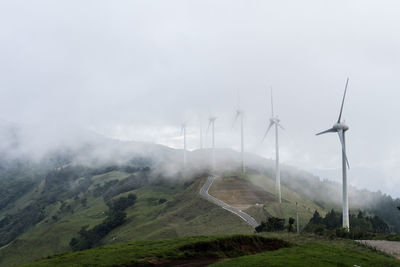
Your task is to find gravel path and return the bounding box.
[357,240,400,259]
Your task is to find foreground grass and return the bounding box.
[212,232,400,267]
[211,242,400,267]
[22,235,289,267]
[21,233,400,267]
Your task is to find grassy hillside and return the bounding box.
[1,149,399,266]
[211,242,399,267]
[21,234,399,267]
[0,171,253,267]
[209,174,326,228]
[22,235,290,267]
[0,167,331,267]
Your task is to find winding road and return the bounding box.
[200,176,260,228]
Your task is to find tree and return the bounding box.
[288,217,295,232]
[323,209,341,230]
[309,210,323,225]
[70,195,135,251]
[255,217,285,232]
[357,210,364,219]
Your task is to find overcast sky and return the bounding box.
[1,1,400,196]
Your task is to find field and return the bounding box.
[22,234,400,267]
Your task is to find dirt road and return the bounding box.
[357,240,400,259]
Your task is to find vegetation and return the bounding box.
[22,233,400,267]
[279,168,400,233]
[304,209,390,238]
[0,171,253,266]
[1,151,400,266]
[211,242,399,267]
[255,217,286,232]
[22,235,290,267]
[69,194,136,251]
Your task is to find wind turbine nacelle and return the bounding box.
[270,117,280,124]
[333,123,349,131]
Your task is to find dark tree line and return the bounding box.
[304,209,390,238]
[278,168,400,233]
[69,194,137,251]
[256,217,296,233]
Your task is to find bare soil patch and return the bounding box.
[209,176,276,208]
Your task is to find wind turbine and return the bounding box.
[233,109,245,175]
[199,119,203,150]
[262,88,284,203]
[207,116,217,171]
[181,122,187,168]
[316,78,350,230]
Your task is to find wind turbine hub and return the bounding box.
[270,117,280,124]
[333,123,349,132]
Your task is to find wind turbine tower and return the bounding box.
[200,119,203,149]
[262,89,284,203]
[316,78,350,230]
[208,116,217,171]
[233,109,245,175]
[181,122,187,168]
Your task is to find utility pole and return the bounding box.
[296,202,300,234]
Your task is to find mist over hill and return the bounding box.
[0,120,400,266]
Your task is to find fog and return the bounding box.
[0,1,400,196]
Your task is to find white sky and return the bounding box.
[1,1,400,196]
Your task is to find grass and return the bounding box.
[0,176,253,266]
[247,174,327,226]
[22,235,289,267]
[21,233,400,267]
[3,171,399,267]
[211,242,400,267]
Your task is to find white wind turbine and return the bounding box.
[207,116,217,171]
[199,118,203,150]
[181,122,187,168]
[232,109,245,175]
[316,78,351,230]
[262,89,284,203]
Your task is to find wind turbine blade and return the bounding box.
[278,123,285,131]
[337,78,349,123]
[270,87,274,117]
[337,130,350,169]
[231,111,240,129]
[316,128,336,136]
[180,125,184,136]
[262,121,274,142]
[206,120,212,136]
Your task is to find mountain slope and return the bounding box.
[0,169,253,267]
[0,122,399,266]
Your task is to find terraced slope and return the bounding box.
[209,174,326,227]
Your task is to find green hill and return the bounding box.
[0,168,254,266]
[0,139,400,266]
[21,234,399,267]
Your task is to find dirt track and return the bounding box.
[357,240,400,259]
